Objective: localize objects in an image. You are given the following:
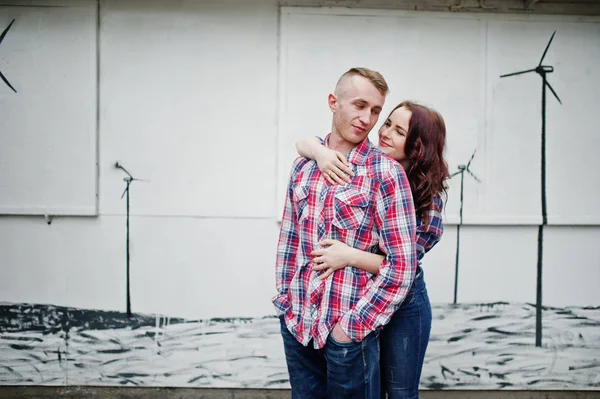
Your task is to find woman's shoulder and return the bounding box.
[417,194,444,232]
[432,194,444,212]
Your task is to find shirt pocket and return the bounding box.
[332,186,370,230]
[293,184,310,223]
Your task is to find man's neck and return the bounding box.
[328,131,358,156]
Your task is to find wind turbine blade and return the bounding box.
[466,170,481,183]
[467,149,477,168]
[539,31,556,66]
[133,178,150,182]
[120,186,129,199]
[117,165,133,179]
[0,70,16,93]
[450,170,462,178]
[500,68,536,78]
[0,19,15,45]
[546,81,562,105]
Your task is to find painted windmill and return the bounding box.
[449,149,480,305]
[115,163,148,317]
[0,19,17,93]
[500,31,561,347]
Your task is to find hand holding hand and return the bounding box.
[311,239,354,280]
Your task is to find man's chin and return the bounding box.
[349,132,369,143]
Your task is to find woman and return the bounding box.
[295,101,449,398]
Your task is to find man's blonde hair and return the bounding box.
[336,67,389,97]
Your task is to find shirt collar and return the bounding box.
[323,133,373,166]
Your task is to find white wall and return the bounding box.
[0,215,280,318]
[424,225,600,307]
[100,0,279,218]
[278,8,600,225]
[0,1,598,323]
[0,0,281,319]
[0,0,98,215]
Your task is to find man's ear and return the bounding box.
[328,93,337,113]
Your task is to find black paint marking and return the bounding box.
[0,303,183,333]
[492,357,514,366]
[26,353,47,364]
[204,331,228,336]
[187,374,207,384]
[228,355,268,361]
[500,30,562,347]
[0,19,17,93]
[114,372,150,378]
[471,315,498,321]
[440,365,455,378]
[569,362,600,371]
[577,321,600,328]
[100,358,121,366]
[8,343,33,350]
[266,379,290,387]
[449,149,479,304]
[210,317,254,323]
[0,335,43,342]
[119,378,140,386]
[97,348,131,354]
[0,364,17,374]
[458,368,481,378]
[77,332,100,341]
[1,5,66,7]
[487,327,518,335]
[497,382,513,388]
[447,335,467,343]
[188,373,233,384]
[424,382,449,389]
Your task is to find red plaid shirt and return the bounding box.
[273,135,417,349]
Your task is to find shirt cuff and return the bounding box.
[338,310,372,343]
[272,294,291,316]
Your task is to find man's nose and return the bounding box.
[358,110,371,126]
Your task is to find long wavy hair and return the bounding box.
[390,101,449,224]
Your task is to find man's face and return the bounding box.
[330,75,385,145]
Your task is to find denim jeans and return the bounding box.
[280,316,380,398]
[380,267,432,399]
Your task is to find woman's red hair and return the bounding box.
[392,101,449,224]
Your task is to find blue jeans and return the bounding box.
[380,267,432,399]
[280,317,381,398]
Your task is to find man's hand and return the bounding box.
[331,323,352,343]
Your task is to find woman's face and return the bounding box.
[377,106,411,168]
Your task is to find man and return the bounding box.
[274,67,417,398]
